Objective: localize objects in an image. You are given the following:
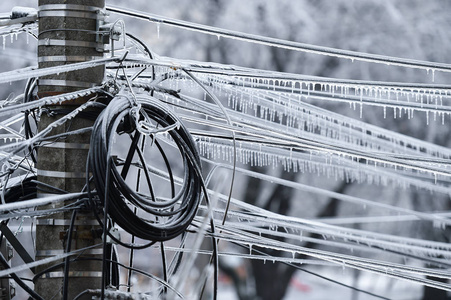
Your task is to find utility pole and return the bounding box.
[36,0,105,298]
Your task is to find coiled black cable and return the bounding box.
[88,95,202,242]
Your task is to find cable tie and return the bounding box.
[137,121,180,135]
[36,249,102,256]
[36,219,99,226]
[37,169,86,179]
[42,271,103,278]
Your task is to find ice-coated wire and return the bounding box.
[0,244,102,279]
[0,87,103,117]
[194,134,451,193]
[205,228,451,291]
[133,153,451,263]
[208,187,451,252]
[160,88,450,158]
[0,57,117,85]
[212,217,451,265]
[317,212,451,225]
[119,56,451,127]
[158,78,451,160]
[210,225,451,279]
[122,56,451,127]
[183,114,451,179]
[122,54,451,94]
[107,5,451,73]
[206,162,451,225]
[183,70,237,226]
[141,104,450,226]
[0,101,103,166]
[0,192,84,215]
[209,74,451,117]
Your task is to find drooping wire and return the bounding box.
[183,70,237,226]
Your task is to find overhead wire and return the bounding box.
[106,5,451,73]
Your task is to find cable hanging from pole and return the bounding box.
[88,93,203,242]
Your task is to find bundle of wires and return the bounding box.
[88,94,202,241]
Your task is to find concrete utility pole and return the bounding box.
[36,0,105,299]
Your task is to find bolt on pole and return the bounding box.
[36,0,105,299]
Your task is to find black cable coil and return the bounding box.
[88,95,202,241]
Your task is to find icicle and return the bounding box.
[359,88,363,118]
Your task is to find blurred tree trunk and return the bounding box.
[244,167,345,300]
[245,167,297,300]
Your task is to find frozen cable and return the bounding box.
[106,5,451,73]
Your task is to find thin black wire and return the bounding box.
[125,32,155,82]
[32,180,67,195]
[100,153,113,300]
[155,138,174,293]
[23,77,38,163]
[62,210,77,300]
[124,133,141,293]
[126,133,144,293]
[0,275,33,282]
[126,32,154,59]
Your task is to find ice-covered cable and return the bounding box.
[107,5,451,73]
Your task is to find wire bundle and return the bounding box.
[88,94,202,242]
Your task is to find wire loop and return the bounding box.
[88,94,202,241]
